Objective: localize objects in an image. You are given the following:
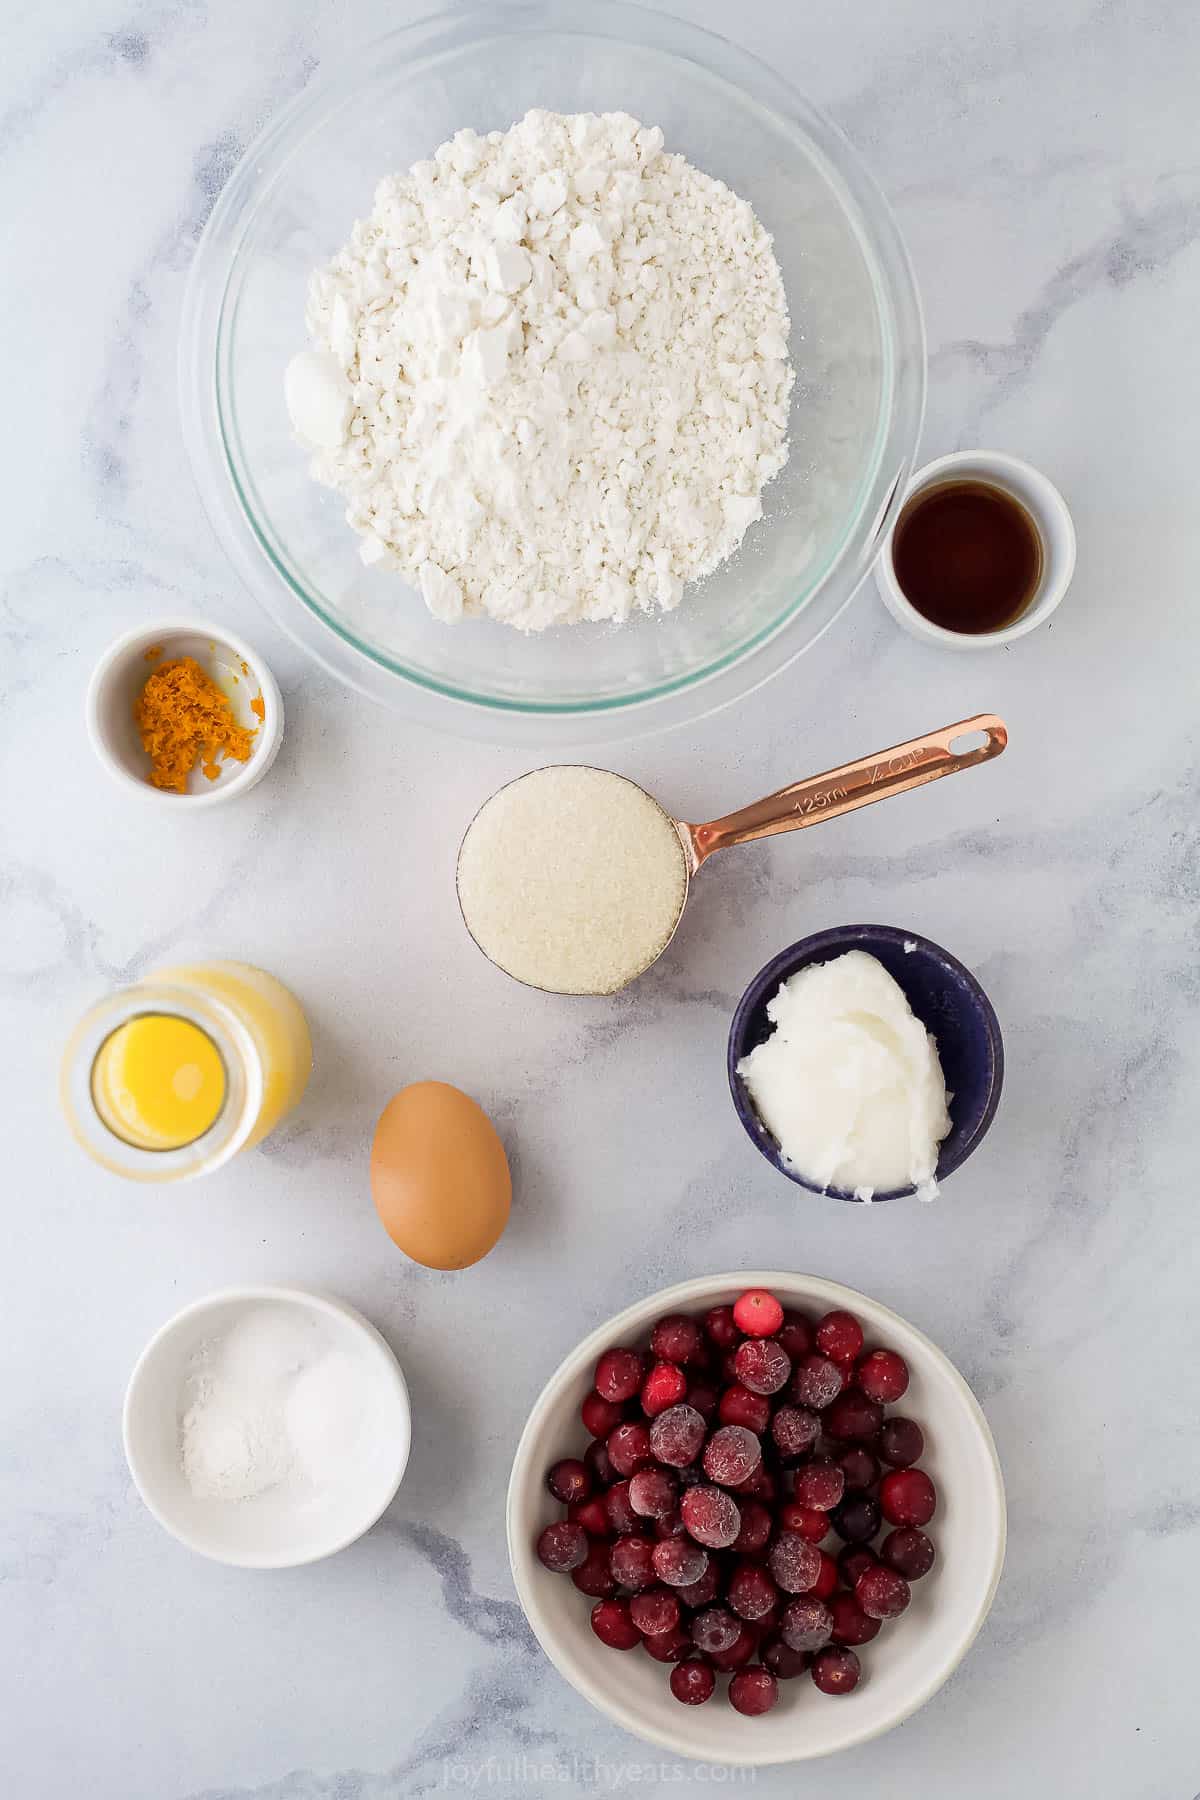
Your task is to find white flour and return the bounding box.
[289,110,793,632]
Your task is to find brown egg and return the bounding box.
[370,1081,511,1270]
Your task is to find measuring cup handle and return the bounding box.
[685,715,1008,864]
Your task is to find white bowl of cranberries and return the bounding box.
[507,1273,1005,1764]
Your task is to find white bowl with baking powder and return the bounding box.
[123,1285,411,1567]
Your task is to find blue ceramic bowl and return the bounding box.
[727,925,1003,1202]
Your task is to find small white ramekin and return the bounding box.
[875,451,1076,649]
[86,617,283,805]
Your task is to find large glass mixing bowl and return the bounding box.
[180,1,924,742]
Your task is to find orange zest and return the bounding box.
[134,656,257,793]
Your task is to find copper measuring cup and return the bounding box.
[460,715,1007,995]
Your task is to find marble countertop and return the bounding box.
[3,1,1197,1795]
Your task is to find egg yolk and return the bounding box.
[91,1015,226,1151]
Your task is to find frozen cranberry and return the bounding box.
[811,1645,861,1694]
[767,1531,822,1593]
[629,1467,678,1519]
[878,1417,924,1467]
[536,1521,588,1573]
[733,1337,791,1395]
[651,1314,705,1366]
[771,1404,821,1460]
[880,1467,937,1527]
[584,1438,616,1487]
[610,1534,656,1591]
[815,1310,864,1363]
[652,1537,709,1588]
[727,1560,778,1620]
[735,1466,777,1503]
[590,1597,641,1650]
[728,1666,779,1715]
[812,1551,838,1600]
[881,1527,936,1580]
[856,1347,909,1403]
[831,1492,881,1544]
[719,1348,742,1385]
[675,1562,721,1609]
[732,1289,784,1337]
[681,1484,741,1549]
[572,1542,617,1597]
[643,1625,692,1663]
[581,1392,624,1438]
[791,1355,846,1410]
[703,1304,740,1350]
[604,1480,639,1535]
[777,1504,829,1544]
[731,1499,773,1555]
[792,1458,845,1511]
[670,1658,717,1703]
[824,1389,884,1443]
[837,1545,878,1589]
[838,1446,880,1490]
[857,1564,911,1620]
[707,1624,757,1671]
[642,1361,688,1418]
[649,1403,706,1468]
[606,1421,653,1478]
[691,1606,741,1655]
[686,1381,719,1421]
[654,1510,685,1540]
[594,1347,645,1403]
[630,1588,680,1636]
[718,1384,771,1434]
[779,1595,833,1652]
[761,1635,810,1678]
[568,1497,611,1538]
[703,1425,762,1487]
[546,1458,590,1505]
[777,1310,814,1361]
[828,1589,881,1645]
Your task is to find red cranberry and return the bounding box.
[777,1310,814,1361]
[593,1347,644,1403]
[792,1458,845,1511]
[703,1425,762,1487]
[761,1635,810,1678]
[629,1467,678,1519]
[881,1527,936,1580]
[733,1337,791,1395]
[815,1310,864,1363]
[610,1534,656,1590]
[643,1625,692,1662]
[681,1484,741,1549]
[651,1314,705,1365]
[878,1417,924,1467]
[654,1510,685,1540]
[856,1347,909,1402]
[584,1438,616,1487]
[732,1289,784,1338]
[837,1545,878,1589]
[686,1381,719,1421]
[691,1606,741,1655]
[828,1589,881,1645]
[703,1304,740,1350]
[838,1445,880,1490]
[812,1551,838,1600]
[777,1504,829,1544]
[670,1658,716,1704]
[707,1624,757,1671]
[831,1492,881,1544]
[675,1561,721,1609]
[727,1560,778,1621]
[590,1597,641,1650]
[880,1467,937,1527]
[718,1384,771,1434]
[731,1499,773,1555]
[652,1536,709,1587]
[536,1520,588,1573]
[546,1458,590,1505]
[572,1542,617,1597]
[606,1421,653,1478]
[735,1466,777,1503]
[811,1645,861,1694]
[604,1481,639,1535]
[791,1355,846,1410]
[568,1497,611,1538]
[779,1595,833,1652]
[767,1531,822,1594]
[642,1361,688,1418]
[581,1392,624,1438]
[630,1588,680,1636]
[649,1403,707,1468]
[824,1389,884,1443]
[771,1405,821,1460]
[728,1667,779,1715]
[857,1564,911,1620]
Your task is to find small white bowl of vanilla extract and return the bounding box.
[876,450,1075,648]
